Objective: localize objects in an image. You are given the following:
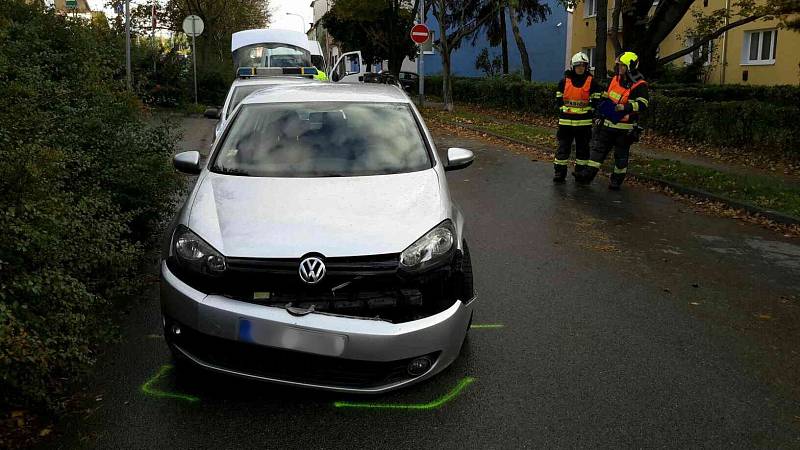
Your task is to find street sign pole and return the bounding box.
[125,0,131,90]
[418,1,425,107]
[191,30,198,104]
[183,15,204,105]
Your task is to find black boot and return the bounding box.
[572,164,587,181]
[576,166,599,185]
[553,165,567,182]
[609,173,626,190]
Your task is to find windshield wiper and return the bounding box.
[215,167,251,176]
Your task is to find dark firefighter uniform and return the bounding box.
[578,52,649,190]
[553,70,603,181]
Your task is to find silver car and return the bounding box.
[161,83,476,393]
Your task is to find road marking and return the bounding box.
[141,364,200,403]
[334,377,475,410]
[470,324,505,329]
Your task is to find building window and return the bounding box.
[685,38,713,65]
[581,47,596,71]
[742,29,777,65]
[584,0,597,17]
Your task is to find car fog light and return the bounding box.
[206,254,227,273]
[407,357,432,376]
[171,324,182,336]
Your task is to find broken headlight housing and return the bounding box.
[172,225,227,275]
[399,220,455,272]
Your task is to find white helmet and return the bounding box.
[571,52,590,67]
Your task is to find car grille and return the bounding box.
[172,323,439,389]
[168,254,460,323]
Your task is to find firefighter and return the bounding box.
[553,52,603,182]
[575,51,649,190]
[313,67,329,81]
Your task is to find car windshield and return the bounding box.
[227,85,265,117]
[233,43,312,69]
[211,102,431,177]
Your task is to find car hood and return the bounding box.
[187,169,445,258]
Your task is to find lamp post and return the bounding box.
[285,12,307,33]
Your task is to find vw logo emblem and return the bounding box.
[299,256,326,284]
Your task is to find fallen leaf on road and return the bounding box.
[757,314,772,320]
[690,302,700,306]
[39,427,52,437]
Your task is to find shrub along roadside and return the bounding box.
[0,0,182,413]
[425,75,800,153]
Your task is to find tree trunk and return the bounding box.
[436,0,454,112]
[595,0,608,80]
[508,5,531,81]
[609,0,623,55]
[442,50,454,111]
[499,7,509,74]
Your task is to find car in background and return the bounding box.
[205,28,323,137]
[206,76,318,138]
[162,83,477,393]
[398,71,420,94]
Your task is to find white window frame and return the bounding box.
[583,0,598,18]
[581,47,596,71]
[741,29,777,66]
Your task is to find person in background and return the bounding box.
[553,52,603,182]
[575,51,649,190]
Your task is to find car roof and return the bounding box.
[231,28,311,53]
[241,83,410,105]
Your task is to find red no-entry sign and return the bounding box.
[410,23,430,45]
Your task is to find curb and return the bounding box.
[437,119,800,226]
[629,173,800,226]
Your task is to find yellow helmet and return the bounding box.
[618,51,639,70]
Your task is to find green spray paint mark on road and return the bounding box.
[141,364,200,403]
[334,377,475,410]
[470,324,505,329]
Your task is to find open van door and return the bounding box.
[329,51,365,83]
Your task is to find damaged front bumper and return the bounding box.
[160,261,475,393]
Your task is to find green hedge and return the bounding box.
[0,1,181,411]
[427,76,800,150]
[650,83,800,106]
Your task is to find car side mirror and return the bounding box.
[173,151,201,175]
[445,147,474,171]
[204,107,220,119]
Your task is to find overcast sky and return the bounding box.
[86,0,313,33]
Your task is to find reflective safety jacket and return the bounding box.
[556,71,603,127]
[313,68,329,81]
[601,75,649,130]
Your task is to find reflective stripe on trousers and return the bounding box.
[559,118,593,126]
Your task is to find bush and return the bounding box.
[0,1,181,411]
[426,75,800,150]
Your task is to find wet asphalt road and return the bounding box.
[45,117,800,448]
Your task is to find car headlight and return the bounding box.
[172,225,227,275]
[400,220,455,271]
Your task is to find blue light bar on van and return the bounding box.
[237,67,318,78]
